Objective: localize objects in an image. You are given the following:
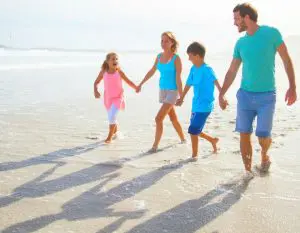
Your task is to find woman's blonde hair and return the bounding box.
[101,52,117,71]
[161,31,179,53]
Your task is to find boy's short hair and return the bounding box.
[187,42,206,58]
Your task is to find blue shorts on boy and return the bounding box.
[186,63,217,135]
[188,112,211,135]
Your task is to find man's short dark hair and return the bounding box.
[187,42,206,58]
[233,3,258,22]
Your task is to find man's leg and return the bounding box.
[256,91,276,171]
[240,133,253,172]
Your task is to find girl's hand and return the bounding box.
[94,91,101,98]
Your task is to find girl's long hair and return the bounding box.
[101,52,117,71]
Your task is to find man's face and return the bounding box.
[234,11,247,32]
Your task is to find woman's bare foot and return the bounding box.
[211,137,219,153]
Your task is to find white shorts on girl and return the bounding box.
[159,90,178,105]
[107,104,119,124]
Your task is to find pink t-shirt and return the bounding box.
[103,71,125,110]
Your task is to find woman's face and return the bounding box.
[161,34,173,51]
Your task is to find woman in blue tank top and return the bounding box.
[137,31,186,152]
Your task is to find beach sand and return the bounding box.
[0,45,300,232]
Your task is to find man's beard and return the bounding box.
[238,20,247,32]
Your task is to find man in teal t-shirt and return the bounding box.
[219,3,297,179]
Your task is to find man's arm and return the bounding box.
[219,58,241,109]
[277,42,297,105]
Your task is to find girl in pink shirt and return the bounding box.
[94,52,137,143]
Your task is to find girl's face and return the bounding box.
[161,35,173,51]
[108,55,119,70]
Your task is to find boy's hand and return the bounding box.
[94,91,101,98]
[176,98,184,106]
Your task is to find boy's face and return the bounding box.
[188,53,202,65]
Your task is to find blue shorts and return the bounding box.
[236,88,276,137]
[188,112,211,135]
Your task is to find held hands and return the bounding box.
[218,95,229,110]
[94,90,101,99]
[175,98,184,106]
[136,84,142,93]
[285,87,297,106]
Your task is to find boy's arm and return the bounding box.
[137,56,158,91]
[94,71,104,98]
[214,79,222,92]
[119,70,137,90]
[175,56,183,98]
[176,84,191,106]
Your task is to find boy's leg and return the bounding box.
[190,134,199,158]
[152,103,173,150]
[168,107,185,142]
[199,132,219,153]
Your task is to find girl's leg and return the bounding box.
[168,107,185,142]
[199,132,219,153]
[152,103,173,150]
[106,104,119,143]
[105,124,117,143]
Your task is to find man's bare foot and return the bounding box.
[211,137,219,153]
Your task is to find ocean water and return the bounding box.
[0,47,300,232]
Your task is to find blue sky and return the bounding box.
[0,0,299,52]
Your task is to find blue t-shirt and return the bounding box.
[233,25,283,92]
[157,54,178,90]
[186,63,217,112]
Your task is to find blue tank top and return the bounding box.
[156,53,178,90]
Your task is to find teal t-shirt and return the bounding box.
[186,63,217,112]
[233,25,283,92]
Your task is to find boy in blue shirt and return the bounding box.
[176,42,224,159]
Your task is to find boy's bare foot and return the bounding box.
[147,147,158,154]
[212,137,219,153]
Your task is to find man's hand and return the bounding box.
[285,87,297,106]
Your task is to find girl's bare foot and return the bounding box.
[212,137,219,153]
[105,138,112,143]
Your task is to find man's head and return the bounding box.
[186,42,206,65]
[233,3,258,32]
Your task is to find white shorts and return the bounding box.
[159,90,178,105]
[107,104,119,124]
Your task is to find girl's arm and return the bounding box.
[174,56,183,98]
[119,70,137,90]
[94,70,104,98]
[137,56,158,91]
